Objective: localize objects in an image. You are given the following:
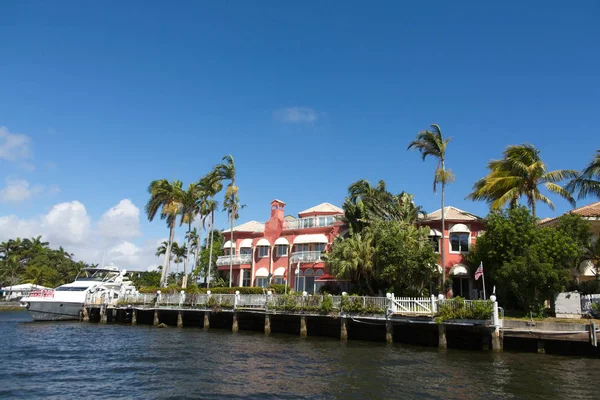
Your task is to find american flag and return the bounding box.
[475,262,484,281]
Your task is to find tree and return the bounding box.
[194,230,225,286]
[342,179,424,234]
[408,124,453,288]
[467,144,577,217]
[566,150,600,200]
[467,207,583,314]
[180,183,201,289]
[214,154,242,287]
[326,231,377,295]
[0,236,86,288]
[373,221,439,296]
[171,242,187,283]
[197,171,223,289]
[145,179,184,287]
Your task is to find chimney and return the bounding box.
[270,199,285,219]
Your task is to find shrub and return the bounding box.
[320,295,334,313]
[436,298,493,322]
[318,283,342,295]
[268,284,290,294]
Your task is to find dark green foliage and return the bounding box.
[320,295,334,313]
[468,207,590,314]
[0,237,87,288]
[268,284,289,294]
[436,298,493,322]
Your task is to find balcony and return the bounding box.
[216,254,252,266]
[283,215,341,230]
[290,251,324,264]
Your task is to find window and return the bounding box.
[296,244,310,252]
[274,277,285,285]
[318,216,334,226]
[257,246,269,258]
[295,269,315,294]
[450,233,470,252]
[256,277,268,288]
[302,218,315,229]
[242,270,251,287]
[276,245,288,257]
[224,248,231,256]
[240,248,252,255]
[312,243,326,253]
[429,236,440,253]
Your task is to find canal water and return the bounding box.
[0,311,598,399]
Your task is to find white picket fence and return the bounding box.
[391,296,435,315]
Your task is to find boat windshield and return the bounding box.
[75,269,118,282]
[55,286,88,291]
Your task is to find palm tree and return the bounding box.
[408,124,453,288]
[214,154,241,287]
[325,232,376,295]
[155,241,173,272]
[566,150,600,201]
[467,144,577,217]
[180,183,202,289]
[145,179,184,287]
[171,242,188,283]
[186,227,199,283]
[197,171,222,288]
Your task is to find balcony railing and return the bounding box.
[289,251,324,264]
[216,254,252,266]
[283,215,342,230]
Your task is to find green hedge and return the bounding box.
[436,298,493,322]
[340,295,385,315]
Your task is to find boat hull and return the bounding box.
[23,301,84,321]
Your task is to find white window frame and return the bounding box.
[257,246,269,258]
[256,277,268,288]
[242,270,251,287]
[449,232,470,253]
[276,245,288,257]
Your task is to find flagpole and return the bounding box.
[481,263,486,300]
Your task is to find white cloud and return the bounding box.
[0,179,44,202]
[43,201,91,245]
[0,126,32,161]
[97,199,141,239]
[0,199,163,271]
[273,107,319,123]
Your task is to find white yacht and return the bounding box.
[20,265,137,321]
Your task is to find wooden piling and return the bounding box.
[177,311,183,328]
[340,317,348,341]
[100,306,107,324]
[438,324,447,349]
[537,339,545,354]
[385,320,393,344]
[491,328,502,351]
[300,316,307,337]
[153,310,159,327]
[264,314,271,335]
[232,312,239,332]
[131,309,137,326]
[203,311,210,329]
[82,307,89,322]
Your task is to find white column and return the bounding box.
[251,247,256,287]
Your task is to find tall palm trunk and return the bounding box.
[229,203,235,287]
[441,160,446,295]
[182,221,192,289]
[161,223,175,287]
[194,216,203,284]
[207,210,215,288]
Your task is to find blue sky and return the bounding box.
[0,1,598,268]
